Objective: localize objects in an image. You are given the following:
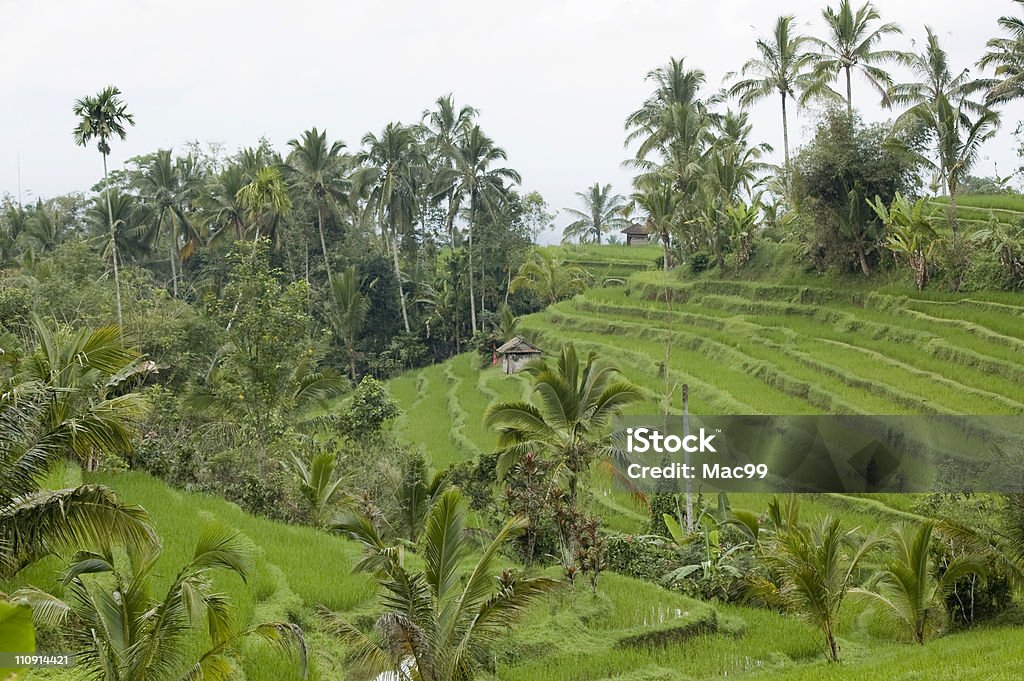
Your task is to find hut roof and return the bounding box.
[621,222,651,235]
[496,336,543,355]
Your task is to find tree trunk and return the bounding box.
[825,621,839,662]
[948,181,960,237]
[682,384,693,532]
[102,152,123,328]
[468,197,478,334]
[662,229,671,272]
[317,204,333,287]
[781,92,791,190]
[168,218,179,298]
[389,213,411,333]
[845,65,853,118]
[857,244,871,276]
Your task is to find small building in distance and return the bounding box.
[621,222,652,246]
[496,336,543,374]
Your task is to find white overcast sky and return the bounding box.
[2,0,1022,243]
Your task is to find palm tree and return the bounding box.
[632,179,682,272]
[898,93,1000,236]
[327,265,373,380]
[510,249,591,305]
[357,123,425,334]
[1,375,155,579]
[422,95,478,247]
[134,149,199,296]
[286,127,348,287]
[979,1,1024,104]
[890,27,990,116]
[324,488,556,681]
[202,164,250,244]
[72,86,136,327]
[807,1,906,116]
[757,516,880,662]
[289,450,344,528]
[853,522,988,644]
[236,165,292,246]
[626,57,710,151]
[727,15,816,178]
[449,126,520,334]
[485,343,642,503]
[561,183,629,244]
[16,526,306,680]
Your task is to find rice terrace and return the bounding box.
[4,1,1024,680]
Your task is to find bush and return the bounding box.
[688,252,712,274]
[604,535,681,582]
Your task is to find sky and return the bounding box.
[2,0,1023,244]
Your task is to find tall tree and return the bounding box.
[899,93,1000,236]
[286,127,348,287]
[890,27,990,115]
[807,1,906,116]
[449,126,520,333]
[561,183,629,244]
[72,86,136,327]
[236,165,292,246]
[727,15,816,180]
[358,123,425,334]
[422,95,478,247]
[133,149,199,296]
[979,0,1024,104]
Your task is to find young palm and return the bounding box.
[759,516,880,662]
[286,127,349,287]
[16,526,306,680]
[1,379,155,579]
[289,450,345,528]
[72,86,136,327]
[356,123,425,333]
[727,15,816,177]
[235,165,293,247]
[485,343,642,503]
[509,249,591,305]
[807,1,906,116]
[561,183,629,244]
[853,522,987,644]
[979,1,1024,104]
[327,265,373,380]
[632,177,682,271]
[326,488,556,681]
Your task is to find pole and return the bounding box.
[682,383,693,532]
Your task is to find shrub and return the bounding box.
[688,252,712,274]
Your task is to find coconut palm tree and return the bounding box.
[979,1,1024,104]
[422,95,478,248]
[72,86,136,327]
[758,516,880,662]
[203,164,250,244]
[484,343,642,503]
[15,526,306,680]
[286,127,349,287]
[626,57,710,152]
[561,183,629,244]
[632,178,682,271]
[890,27,990,116]
[448,126,520,333]
[289,450,345,529]
[727,15,817,178]
[357,123,425,334]
[897,93,1000,236]
[807,1,906,116]
[134,150,199,296]
[853,521,988,644]
[327,265,373,380]
[325,488,556,681]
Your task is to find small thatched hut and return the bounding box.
[496,336,543,374]
[621,222,652,246]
